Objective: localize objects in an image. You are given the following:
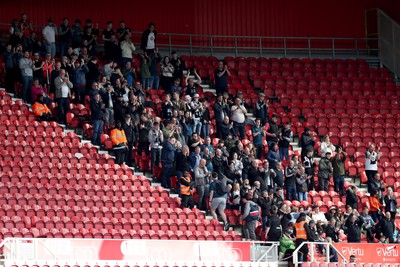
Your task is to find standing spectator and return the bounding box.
[71,58,89,104]
[296,167,308,201]
[116,20,131,42]
[122,114,137,167]
[137,112,152,156]
[294,212,309,262]
[379,212,395,243]
[266,142,280,170]
[140,23,157,53]
[320,135,336,157]
[231,97,247,140]
[42,18,57,58]
[252,118,264,159]
[273,162,284,190]
[90,93,104,146]
[170,51,185,81]
[190,94,203,136]
[360,207,375,243]
[384,187,398,221]
[54,69,73,123]
[149,49,161,90]
[185,69,202,97]
[161,137,176,188]
[345,185,359,210]
[71,19,83,48]
[346,212,362,243]
[58,18,71,59]
[365,144,381,181]
[279,121,293,161]
[180,171,195,209]
[332,146,347,196]
[209,173,230,231]
[42,53,54,87]
[302,148,316,191]
[368,173,385,199]
[194,159,211,210]
[214,61,231,95]
[285,160,298,201]
[18,13,33,47]
[32,52,44,83]
[266,205,282,241]
[255,92,269,125]
[160,56,174,92]
[242,192,260,240]
[102,83,116,127]
[280,228,296,267]
[19,50,34,103]
[149,121,164,174]
[300,127,315,158]
[140,53,152,89]
[214,94,230,138]
[200,99,211,139]
[265,114,280,147]
[176,145,191,180]
[86,56,100,92]
[110,121,128,165]
[120,34,136,66]
[369,190,383,222]
[3,43,16,93]
[318,151,333,191]
[102,21,114,60]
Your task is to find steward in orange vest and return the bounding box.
[294,212,309,262]
[32,94,54,121]
[180,171,194,208]
[110,121,128,165]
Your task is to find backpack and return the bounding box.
[246,202,260,222]
[215,180,228,196]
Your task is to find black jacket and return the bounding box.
[90,100,103,121]
[140,29,157,50]
[122,121,138,144]
[346,214,362,243]
[175,152,191,172]
[384,195,398,213]
[345,188,359,210]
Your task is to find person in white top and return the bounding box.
[120,34,136,66]
[320,135,336,157]
[54,69,72,123]
[140,23,157,53]
[230,97,247,140]
[160,56,174,92]
[365,143,381,181]
[42,18,58,58]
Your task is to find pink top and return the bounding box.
[31,85,48,102]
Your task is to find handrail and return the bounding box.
[0,22,379,58]
[292,241,348,267]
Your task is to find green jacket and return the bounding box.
[280,234,295,254]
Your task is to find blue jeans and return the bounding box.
[150,75,159,90]
[92,119,103,146]
[262,216,268,232]
[45,42,56,58]
[286,186,297,201]
[142,77,152,90]
[161,164,173,188]
[193,118,202,136]
[334,176,345,195]
[57,97,69,123]
[21,76,33,104]
[201,124,210,139]
[279,147,289,161]
[298,192,307,201]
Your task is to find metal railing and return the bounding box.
[0,22,379,58]
[292,241,348,267]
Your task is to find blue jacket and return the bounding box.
[161,141,176,166]
[266,149,280,169]
[71,64,89,85]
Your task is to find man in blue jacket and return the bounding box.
[71,58,89,104]
[161,137,176,188]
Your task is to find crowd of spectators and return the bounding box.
[1,13,399,253]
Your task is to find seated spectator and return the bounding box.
[325,218,340,242]
[31,94,54,121]
[31,79,52,106]
[312,206,328,225]
[360,206,375,243]
[227,182,241,210]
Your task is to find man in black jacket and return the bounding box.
[122,114,138,167]
[90,93,104,146]
[346,213,362,243]
[345,185,359,210]
[300,127,315,158]
[140,23,157,53]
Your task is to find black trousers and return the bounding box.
[181,194,194,209]
[114,147,127,165]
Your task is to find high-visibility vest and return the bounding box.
[32,102,51,116]
[294,221,307,239]
[110,128,127,146]
[180,176,191,196]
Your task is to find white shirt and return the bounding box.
[108,92,113,108]
[320,142,336,157]
[42,25,57,43]
[61,84,69,98]
[365,151,378,171]
[231,105,246,123]
[146,32,155,49]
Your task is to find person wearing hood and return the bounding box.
[242,192,260,240]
